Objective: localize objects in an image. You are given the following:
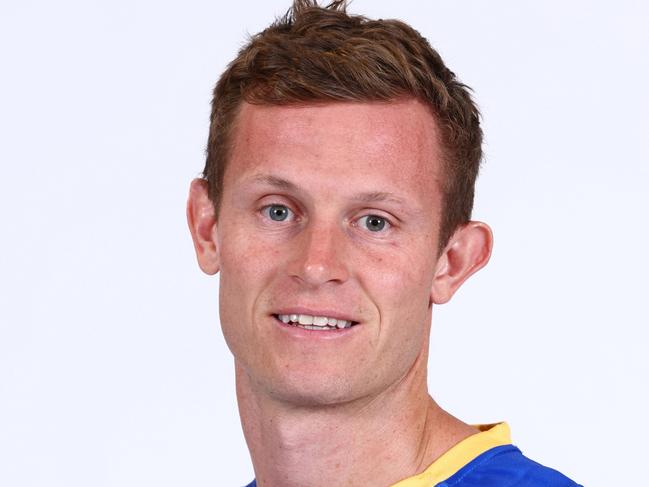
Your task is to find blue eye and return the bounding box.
[359,215,390,232]
[264,204,293,222]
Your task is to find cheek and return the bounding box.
[217,225,272,323]
[217,229,288,368]
[219,220,284,285]
[361,242,435,349]
[217,219,292,334]
[367,242,435,306]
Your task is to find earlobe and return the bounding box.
[430,222,493,305]
[186,178,220,275]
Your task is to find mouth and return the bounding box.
[273,313,359,331]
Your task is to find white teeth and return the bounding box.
[277,313,355,329]
[298,314,313,325]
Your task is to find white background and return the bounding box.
[1,1,647,485]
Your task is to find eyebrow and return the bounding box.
[350,191,407,206]
[248,173,412,212]
[250,174,299,192]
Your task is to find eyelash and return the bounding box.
[260,204,297,222]
[355,214,392,233]
[259,204,394,234]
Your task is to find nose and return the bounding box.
[288,219,350,287]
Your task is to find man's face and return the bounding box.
[213,99,447,405]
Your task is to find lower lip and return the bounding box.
[273,315,359,339]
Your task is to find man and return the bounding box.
[187,1,581,486]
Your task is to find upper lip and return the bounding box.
[273,307,360,323]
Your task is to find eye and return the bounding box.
[262,204,294,222]
[358,214,390,232]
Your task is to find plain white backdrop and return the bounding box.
[1,0,647,485]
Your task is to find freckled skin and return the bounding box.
[217,99,444,405]
[187,98,493,487]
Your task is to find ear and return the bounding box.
[430,221,493,304]
[186,178,220,275]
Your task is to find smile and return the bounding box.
[274,314,357,331]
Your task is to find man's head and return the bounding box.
[203,0,482,251]
[187,0,492,406]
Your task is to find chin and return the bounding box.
[269,387,355,408]
[262,371,368,408]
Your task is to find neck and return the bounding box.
[236,350,477,487]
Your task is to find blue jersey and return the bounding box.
[427,444,579,486]
[244,423,581,486]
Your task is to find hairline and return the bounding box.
[213,97,455,253]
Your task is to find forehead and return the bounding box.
[227,99,444,206]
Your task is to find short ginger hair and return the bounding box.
[203,0,483,250]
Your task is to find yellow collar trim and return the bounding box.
[390,422,512,487]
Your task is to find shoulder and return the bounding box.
[438,445,581,487]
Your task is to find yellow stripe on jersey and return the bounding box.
[390,422,512,487]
